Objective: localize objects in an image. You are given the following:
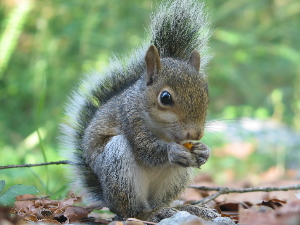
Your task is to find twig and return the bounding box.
[0,160,71,169]
[189,184,300,205]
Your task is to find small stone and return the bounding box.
[213,217,236,225]
[157,211,207,225]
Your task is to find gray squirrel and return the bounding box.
[61,0,219,222]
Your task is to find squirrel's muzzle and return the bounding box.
[184,129,203,141]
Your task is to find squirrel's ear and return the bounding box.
[145,45,161,86]
[188,50,201,73]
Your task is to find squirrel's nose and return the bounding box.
[186,130,203,140]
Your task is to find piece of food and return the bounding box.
[182,142,193,150]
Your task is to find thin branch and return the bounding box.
[189,184,300,205]
[189,186,224,191]
[0,160,71,169]
[192,191,223,205]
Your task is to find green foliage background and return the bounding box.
[0,0,299,197]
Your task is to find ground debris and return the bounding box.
[13,194,93,224]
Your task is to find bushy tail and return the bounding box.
[60,0,212,201]
[152,0,212,72]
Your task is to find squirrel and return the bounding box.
[61,0,220,222]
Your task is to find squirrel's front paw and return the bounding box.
[190,142,210,168]
[168,143,197,167]
[168,142,210,168]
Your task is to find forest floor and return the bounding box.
[2,171,300,225]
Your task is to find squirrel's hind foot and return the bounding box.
[177,204,220,220]
[147,207,179,223]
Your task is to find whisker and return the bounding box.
[205,129,244,144]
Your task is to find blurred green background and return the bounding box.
[0,0,299,198]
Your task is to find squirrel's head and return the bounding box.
[143,45,209,143]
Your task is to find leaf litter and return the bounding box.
[12,194,94,224]
[4,178,300,224]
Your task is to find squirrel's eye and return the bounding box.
[160,91,173,105]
